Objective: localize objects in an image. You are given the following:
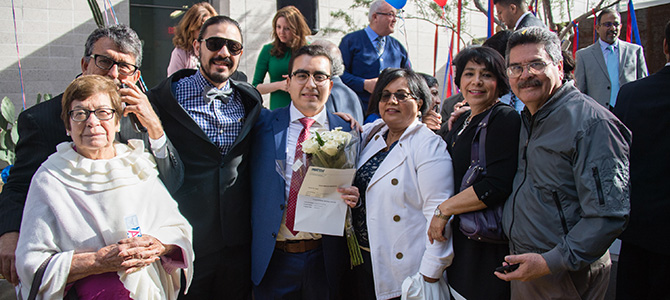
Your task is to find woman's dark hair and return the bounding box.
[453,46,510,97]
[418,73,438,88]
[270,6,311,58]
[483,30,512,57]
[562,50,575,80]
[367,68,432,117]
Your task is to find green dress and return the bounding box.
[252,43,292,110]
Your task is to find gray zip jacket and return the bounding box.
[502,81,631,274]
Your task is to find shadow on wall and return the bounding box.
[1,18,98,117]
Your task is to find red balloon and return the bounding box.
[434,0,447,7]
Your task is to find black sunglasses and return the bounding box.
[200,37,243,55]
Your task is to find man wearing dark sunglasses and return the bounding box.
[147,15,262,299]
[0,24,183,287]
[575,8,648,110]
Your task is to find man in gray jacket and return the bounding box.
[495,27,631,299]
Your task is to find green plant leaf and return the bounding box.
[0,131,7,150]
[10,125,19,145]
[1,97,16,124]
[0,149,11,166]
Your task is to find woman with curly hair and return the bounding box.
[252,6,311,109]
[167,2,216,76]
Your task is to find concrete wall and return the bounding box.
[0,0,127,112]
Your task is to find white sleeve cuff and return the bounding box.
[149,134,168,159]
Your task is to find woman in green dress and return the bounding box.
[252,5,311,109]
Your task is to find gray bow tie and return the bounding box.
[204,87,233,104]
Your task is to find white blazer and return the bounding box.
[358,119,455,300]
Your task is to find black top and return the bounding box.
[613,65,670,253]
[440,102,520,207]
[352,135,398,248]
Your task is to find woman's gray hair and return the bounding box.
[506,26,562,65]
[84,24,143,67]
[369,0,389,22]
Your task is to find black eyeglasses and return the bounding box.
[375,12,397,18]
[506,61,550,78]
[290,71,331,85]
[68,108,116,122]
[200,37,243,55]
[600,21,620,28]
[89,54,139,76]
[380,91,416,103]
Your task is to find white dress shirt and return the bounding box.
[277,103,329,241]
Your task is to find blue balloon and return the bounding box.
[386,0,407,9]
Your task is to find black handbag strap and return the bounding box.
[460,107,494,189]
[28,254,55,300]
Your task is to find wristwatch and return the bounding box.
[434,208,450,220]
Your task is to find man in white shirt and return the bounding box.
[494,0,545,30]
[249,45,359,299]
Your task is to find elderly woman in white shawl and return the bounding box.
[15,75,193,300]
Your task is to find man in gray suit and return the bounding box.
[312,40,364,124]
[494,0,545,30]
[575,8,648,109]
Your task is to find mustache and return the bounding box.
[517,79,542,89]
[210,56,233,67]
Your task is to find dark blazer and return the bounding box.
[0,93,183,236]
[575,40,648,107]
[326,76,364,124]
[613,65,670,254]
[148,69,262,256]
[515,12,545,30]
[249,106,350,296]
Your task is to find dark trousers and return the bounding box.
[178,244,251,300]
[253,246,330,300]
[616,241,670,300]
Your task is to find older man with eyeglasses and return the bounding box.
[339,0,411,114]
[494,27,631,299]
[0,24,183,287]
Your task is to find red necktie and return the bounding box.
[286,117,316,235]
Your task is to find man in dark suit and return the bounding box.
[575,9,648,109]
[494,0,545,30]
[0,24,182,285]
[147,15,261,299]
[612,20,670,300]
[250,45,359,299]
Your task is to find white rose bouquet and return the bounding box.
[302,127,363,267]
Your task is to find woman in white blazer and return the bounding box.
[347,68,455,300]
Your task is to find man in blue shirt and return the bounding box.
[575,9,647,110]
[339,0,411,112]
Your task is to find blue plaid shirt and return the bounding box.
[174,71,245,157]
